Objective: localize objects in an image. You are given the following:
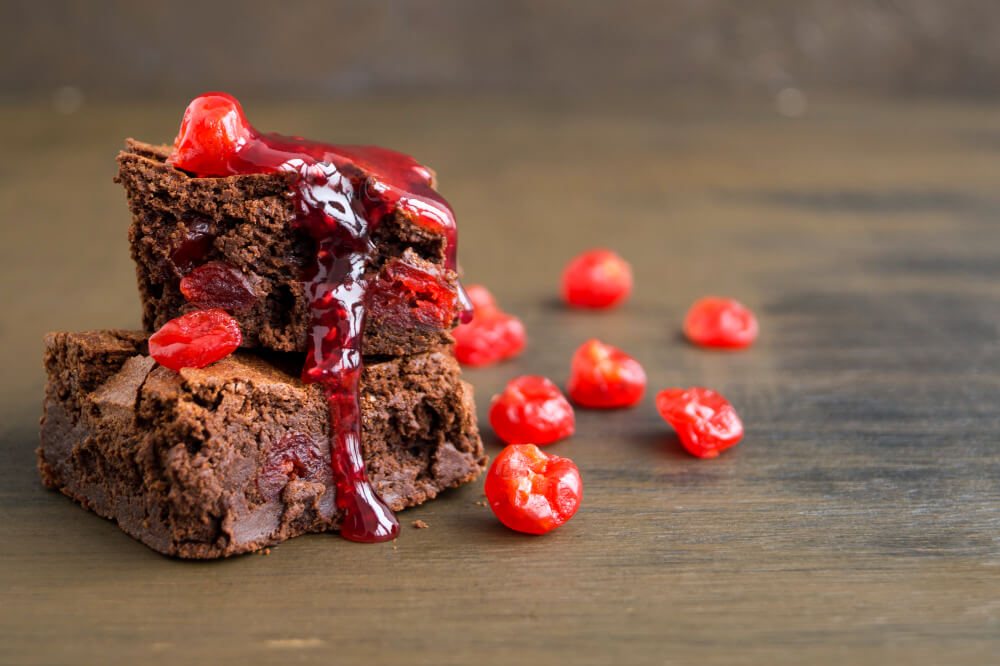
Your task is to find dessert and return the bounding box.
[40,92,485,553]
[39,330,485,558]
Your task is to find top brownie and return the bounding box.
[116,140,461,356]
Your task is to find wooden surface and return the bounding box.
[1,95,998,664]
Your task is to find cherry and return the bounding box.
[683,297,758,349]
[656,387,744,458]
[484,444,582,535]
[561,248,633,309]
[258,432,325,501]
[170,215,216,275]
[167,92,253,175]
[465,283,497,312]
[367,258,460,329]
[148,309,242,372]
[452,284,526,367]
[180,262,257,313]
[489,375,575,446]
[567,338,646,408]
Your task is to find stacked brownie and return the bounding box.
[38,135,485,558]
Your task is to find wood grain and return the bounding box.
[0,95,998,665]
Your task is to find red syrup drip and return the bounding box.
[168,93,473,542]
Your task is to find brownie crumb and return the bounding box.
[411,520,430,529]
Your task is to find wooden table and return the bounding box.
[1,94,997,664]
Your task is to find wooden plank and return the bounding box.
[0,95,998,665]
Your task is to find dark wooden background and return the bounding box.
[0,92,998,663]
[5,0,1000,100]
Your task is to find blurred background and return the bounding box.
[4,0,1000,106]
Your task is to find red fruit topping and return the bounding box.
[683,297,759,349]
[465,283,497,312]
[656,387,744,458]
[148,309,242,372]
[484,444,582,535]
[258,432,325,501]
[561,248,633,309]
[489,375,575,445]
[452,284,526,367]
[168,93,253,175]
[170,215,216,275]
[180,262,257,313]
[567,338,646,408]
[367,257,459,329]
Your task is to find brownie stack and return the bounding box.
[38,140,486,558]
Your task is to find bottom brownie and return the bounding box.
[38,330,485,558]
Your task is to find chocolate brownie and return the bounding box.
[38,330,485,558]
[116,140,460,356]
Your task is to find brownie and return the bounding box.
[116,140,459,356]
[38,330,485,558]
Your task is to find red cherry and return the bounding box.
[148,309,242,371]
[258,432,325,501]
[567,339,646,408]
[452,284,526,367]
[683,297,758,349]
[167,92,253,176]
[561,249,633,309]
[180,262,257,313]
[484,444,582,535]
[367,258,461,329]
[169,215,216,275]
[489,375,575,445]
[465,283,498,313]
[656,387,744,458]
